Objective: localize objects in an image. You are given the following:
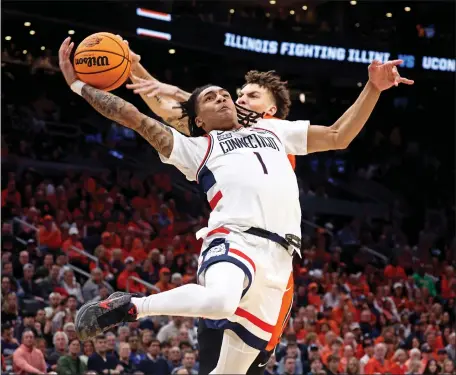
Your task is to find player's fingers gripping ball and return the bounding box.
[73,32,131,92]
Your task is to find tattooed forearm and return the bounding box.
[80,84,174,158]
[136,117,174,158]
[81,85,132,126]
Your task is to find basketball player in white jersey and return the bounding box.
[59,37,412,374]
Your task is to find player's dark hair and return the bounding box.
[243,70,291,119]
[178,84,213,137]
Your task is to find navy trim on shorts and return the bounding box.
[201,319,268,351]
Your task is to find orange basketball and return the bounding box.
[73,32,131,92]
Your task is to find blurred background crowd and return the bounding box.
[1,0,455,375]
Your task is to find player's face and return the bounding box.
[195,86,238,132]
[237,84,277,117]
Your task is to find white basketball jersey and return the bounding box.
[160,118,310,239]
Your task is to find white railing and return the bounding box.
[69,246,99,268]
[13,217,98,267]
[302,218,334,236]
[15,236,28,245]
[361,246,388,263]
[67,264,113,291]
[127,276,161,294]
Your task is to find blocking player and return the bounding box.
[59,36,412,374]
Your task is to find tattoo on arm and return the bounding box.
[136,117,174,158]
[81,85,174,158]
[81,85,130,126]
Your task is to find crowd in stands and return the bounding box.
[2,128,455,375]
[1,23,455,375]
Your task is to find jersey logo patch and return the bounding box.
[204,243,229,261]
[217,132,232,141]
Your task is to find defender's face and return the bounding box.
[195,86,237,132]
[237,84,276,117]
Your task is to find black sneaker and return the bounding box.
[75,294,138,341]
[75,292,138,330]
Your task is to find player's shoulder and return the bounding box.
[173,127,210,147]
[253,117,289,129]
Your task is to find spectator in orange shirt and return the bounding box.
[389,348,408,375]
[38,215,62,250]
[62,227,86,265]
[441,265,456,299]
[2,180,21,208]
[94,232,115,260]
[307,282,322,310]
[116,257,146,294]
[365,343,390,374]
[319,307,339,334]
[322,337,343,366]
[131,238,147,263]
[154,268,176,293]
[384,258,407,281]
[425,331,444,352]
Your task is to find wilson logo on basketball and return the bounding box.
[75,56,110,67]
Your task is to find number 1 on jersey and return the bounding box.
[254,152,268,174]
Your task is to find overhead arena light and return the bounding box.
[136,27,172,41]
[24,22,31,27]
[136,8,172,22]
[168,49,176,54]
[5,36,12,41]
[29,30,35,35]
[68,30,75,35]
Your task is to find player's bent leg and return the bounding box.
[133,262,244,319]
[75,262,245,340]
[209,330,260,374]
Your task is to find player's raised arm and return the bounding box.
[59,37,173,158]
[115,36,191,135]
[306,59,414,154]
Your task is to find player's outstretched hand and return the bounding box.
[58,37,77,87]
[126,77,177,98]
[368,59,414,92]
[115,35,141,66]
